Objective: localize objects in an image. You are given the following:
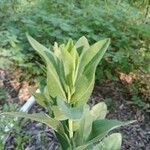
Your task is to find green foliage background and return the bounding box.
[0,0,150,102]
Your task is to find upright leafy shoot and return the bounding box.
[0,35,135,150]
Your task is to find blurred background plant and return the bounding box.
[0,0,149,108]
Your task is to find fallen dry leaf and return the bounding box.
[119,72,134,84]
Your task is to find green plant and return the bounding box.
[0,88,6,103]
[0,102,19,148]
[0,35,134,149]
[0,102,33,149]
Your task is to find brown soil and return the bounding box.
[1,70,150,150]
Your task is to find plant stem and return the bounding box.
[69,120,73,138]
[68,90,73,139]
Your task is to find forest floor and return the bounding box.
[0,69,150,150]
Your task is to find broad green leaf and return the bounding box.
[73,36,89,85]
[0,112,63,132]
[71,60,95,106]
[69,46,79,87]
[32,92,53,115]
[93,133,122,150]
[27,34,66,98]
[53,44,68,93]
[61,39,79,91]
[64,39,74,53]
[78,38,110,78]
[55,132,72,150]
[43,86,51,101]
[71,39,110,106]
[71,74,94,106]
[84,38,110,67]
[88,119,135,144]
[27,34,57,74]
[75,36,90,55]
[32,92,48,108]
[76,120,135,150]
[46,66,66,98]
[52,106,67,120]
[90,102,107,120]
[57,59,68,93]
[61,44,75,88]
[75,105,93,146]
[56,98,84,120]
[0,112,71,149]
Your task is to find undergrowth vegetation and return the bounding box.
[0,0,149,107]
